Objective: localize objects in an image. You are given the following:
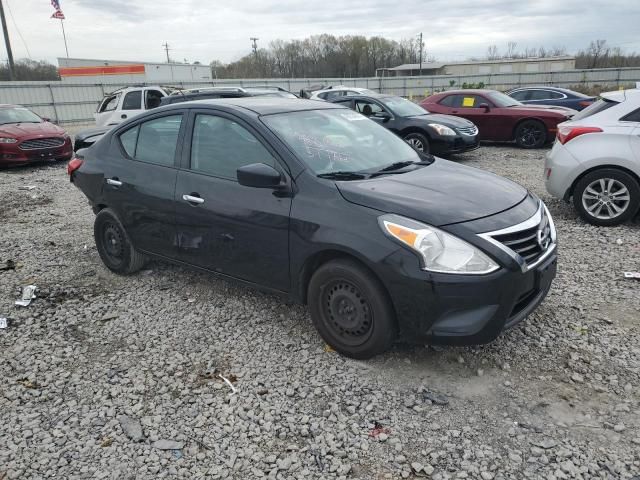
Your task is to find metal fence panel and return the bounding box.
[1,67,638,125]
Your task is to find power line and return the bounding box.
[5,0,30,59]
[0,0,15,80]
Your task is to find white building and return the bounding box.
[58,57,212,84]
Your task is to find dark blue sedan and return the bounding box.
[506,87,596,111]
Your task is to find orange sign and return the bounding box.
[59,64,146,77]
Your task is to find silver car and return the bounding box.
[545,89,640,226]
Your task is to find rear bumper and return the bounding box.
[545,141,581,200]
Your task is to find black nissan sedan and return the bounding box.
[68,98,557,359]
[330,94,479,156]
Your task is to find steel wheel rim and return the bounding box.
[406,137,424,151]
[582,178,630,220]
[519,125,544,147]
[102,222,125,266]
[321,279,373,347]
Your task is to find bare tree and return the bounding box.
[486,45,499,60]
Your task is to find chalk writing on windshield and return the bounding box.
[296,133,350,165]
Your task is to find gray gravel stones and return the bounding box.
[1,144,639,478]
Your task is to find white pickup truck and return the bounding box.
[94,86,171,127]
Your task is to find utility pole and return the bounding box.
[0,0,15,80]
[417,32,423,76]
[162,42,171,63]
[250,37,259,57]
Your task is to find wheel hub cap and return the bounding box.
[581,178,630,220]
[323,281,373,346]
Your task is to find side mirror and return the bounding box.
[237,163,283,189]
[478,103,490,112]
[374,111,392,122]
[41,117,51,122]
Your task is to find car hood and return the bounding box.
[75,125,112,141]
[336,159,528,227]
[506,104,578,117]
[407,113,476,129]
[0,122,65,138]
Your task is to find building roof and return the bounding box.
[386,56,575,71]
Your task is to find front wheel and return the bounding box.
[573,169,640,226]
[514,120,547,149]
[308,259,397,359]
[94,208,147,274]
[404,132,430,154]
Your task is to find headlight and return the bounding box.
[379,214,499,274]
[428,123,456,136]
[0,137,18,144]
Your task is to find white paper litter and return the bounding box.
[218,374,237,394]
[15,285,37,307]
[0,317,7,329]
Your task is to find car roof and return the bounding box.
[601,88,640,103]
[173,97,344,115]
[508,86,591,97]
[0,104,21,109]
[436,89,494,95]
[334,93,395,100]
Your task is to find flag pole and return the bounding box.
[60,18,69,58]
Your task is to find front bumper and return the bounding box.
[430,134,480,155]
[0,141,73,166]
[381,249,557,345]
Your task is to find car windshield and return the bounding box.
[380,96,429,116]
[486,91,522,107]
[571,98,618,120]
[262,109,421,175]
[0,107,42,124]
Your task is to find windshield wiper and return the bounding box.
[376,160,417,172]
[317,171,367,180]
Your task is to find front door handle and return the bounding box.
[182,194,204,205]
[106,178,122,187]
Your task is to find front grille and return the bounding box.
[19,138,65,150]
[457,126,478,136]
[487,205,554,268]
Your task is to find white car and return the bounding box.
[95,86,169,127]
[545,89,640,226]
[309,86,377,101]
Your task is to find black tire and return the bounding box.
[94,208,146,274]
[404,132,430,154]
[572,169,640,226]
[308,259,397,359]
[514,120,547,149]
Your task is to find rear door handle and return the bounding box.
[106,178,122,187]
[182,194,204,205]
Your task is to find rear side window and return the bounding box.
[190,114,276,179]
[122,91,142,110]
[438,95,456,107]
[119,115,183,166]
[572,99,617,121]
[621,108,640,122]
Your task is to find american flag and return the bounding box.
[51,0,65,20]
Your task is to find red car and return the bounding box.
[0,104,72,167]
[421,89,577,149]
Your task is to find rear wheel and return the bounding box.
[404,132,430,154]
[514,120,547,149]
[308,259,397,359]
[94,208,147,274]
[573,169,640,226]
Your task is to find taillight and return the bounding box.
[578,100,593,108]
[557,126,602,145]
[67,157,83,176]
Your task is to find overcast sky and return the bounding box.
[1,0,638,66]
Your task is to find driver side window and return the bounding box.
[354,100,383,117]
[190,114,276,180]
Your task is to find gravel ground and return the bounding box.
[1,145,639,480]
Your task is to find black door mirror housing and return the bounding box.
[478,103,490,112]
[237,163,283,189]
